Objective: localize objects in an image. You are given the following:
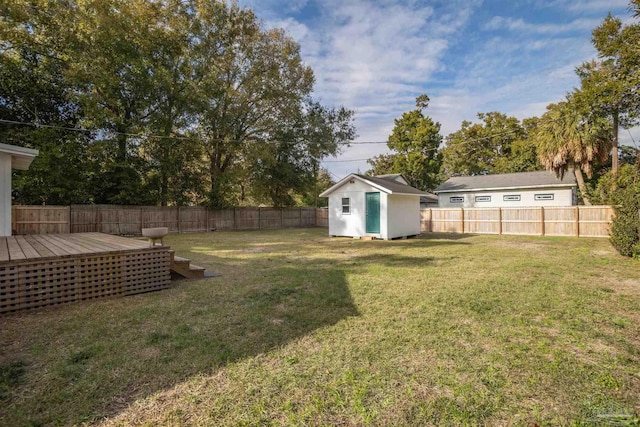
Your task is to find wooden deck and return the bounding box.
[0,233,170,314]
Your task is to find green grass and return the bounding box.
[1,229,640,426]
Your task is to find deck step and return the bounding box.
[170,255,207,279]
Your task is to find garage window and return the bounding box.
[475,195,491,202]
[341,197,350,214]
[503,195,521,201]
[450,196,464,203]
[535,193,554,201]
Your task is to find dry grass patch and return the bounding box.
[1,229,639,426]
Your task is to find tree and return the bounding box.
[367,95,442,191]
[575,12,640,177]
[440,112,540,178]
[532,99,611,205]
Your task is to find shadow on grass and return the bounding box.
[0,258,359,426]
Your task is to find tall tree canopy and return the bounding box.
[367,95,442,191]
[0,0,354,207]
[532,98,611,205]
[574,11,640,177]
[440,112,540,178]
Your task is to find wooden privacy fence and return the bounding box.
[420,206,614,238]
[11,205,326,235]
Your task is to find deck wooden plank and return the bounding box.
[43,234,91,254]
[0,238,9,262]
[35,235,75,256]
[23,235,56,258]
[66,234,127,252]
[14,235,41,259]
[6,237,26,261]
[82,233,150,250]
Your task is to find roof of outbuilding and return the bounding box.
[434,170,577,193]
[319,173,434,197]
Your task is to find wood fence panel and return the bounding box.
[464,208,500,234]
[259,208,281,229]
[430,209,463,233]
[208,209,234,230]
[501,207,543,235]
[235,208,260,230]
[579,206,613,237]
[96,206,142,235]
[12,206,70,234]
[141,207,179,232]
[420,208,432,232]
[282,208,302,228]
[178,207,208,233]
[543,207,577,236]
[315,208,328,227]
[301,208,316,227]
[70,206,99,233]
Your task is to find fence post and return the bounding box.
[498,208,502,235]
[66,206,71,234]
[460,208,464,234]
[280,208,284,229]
[139,207,143,235]
[178,206,182,234]
[299,207,302,228]
[428,208,432,233]
[575,206,580,237]
[258,207,261,230]
[540,207,545,236]
[233,207,237,231]
[97,205,102,233]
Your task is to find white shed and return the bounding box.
[320,173,430,240]
[434,170,578,208]
[0,143,39,236]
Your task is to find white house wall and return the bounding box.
[328,179,389,239]
[437,187,575,208]
[0,153,11,236]
[387,194,421,238]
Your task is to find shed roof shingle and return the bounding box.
[434,170,577,193]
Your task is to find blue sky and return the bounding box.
[238,0,635,178]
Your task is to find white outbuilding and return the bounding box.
[0,143,39,236]
[434,170,578,208]
[320,173,430,240]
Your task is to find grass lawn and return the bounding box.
[1,229,640,426]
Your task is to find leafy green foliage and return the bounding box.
[440,112,540,178]
[608,165,640,257]
[0,0,353,207]
[367,95,442,191]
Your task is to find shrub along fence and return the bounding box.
[11,205,327,236]
[420,206,614,238]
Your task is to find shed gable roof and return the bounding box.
[320,173,431,197]
[434,170,577,193]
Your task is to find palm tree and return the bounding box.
[533,99,611,205]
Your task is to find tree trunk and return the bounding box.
[574,167,592,206]
[612,110,619,177]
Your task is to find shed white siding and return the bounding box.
[327,179,389,239]
[438,187,576,208]
[387,194,421,238]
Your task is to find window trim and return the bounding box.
[534,193,554,201]
[503,194,521,202]
[475,195,491,202]
[449,196,464,204]
[341,197,351,214]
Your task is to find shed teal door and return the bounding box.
[365,192,380,234]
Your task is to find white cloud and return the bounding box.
[484,16,603,34]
